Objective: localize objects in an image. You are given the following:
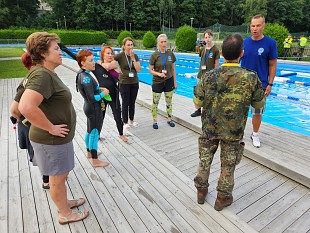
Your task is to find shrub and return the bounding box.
[142,31,156,48]
[263,23,289,56]
[175,25,197,51]
[117,30,133,46]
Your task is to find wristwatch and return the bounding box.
[268,83,273,86]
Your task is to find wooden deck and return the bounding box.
[0,58,309,233]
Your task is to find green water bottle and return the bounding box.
[104,94,112,101]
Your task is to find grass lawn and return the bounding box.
[0,60,28,79]
[0,47,25,58]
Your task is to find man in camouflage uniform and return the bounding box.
[193,33,265,211]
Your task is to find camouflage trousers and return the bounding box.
[194,136,244,196]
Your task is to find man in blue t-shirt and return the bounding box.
[241,14,278,148]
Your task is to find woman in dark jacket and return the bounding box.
[94,46,128,143]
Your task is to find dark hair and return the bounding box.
[251,14,265,24]
[221,33,244,60]
[76,49,93,68]
[122,37,134,51]
[204,29,213,37]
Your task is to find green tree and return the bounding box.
[0,0,39,28]
[242,0,267,24]
[267,0,303,32]
[263,23,289,56]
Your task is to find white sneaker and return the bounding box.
[129,121,139,127]
[251,132,261,148]
[124,123,130,129]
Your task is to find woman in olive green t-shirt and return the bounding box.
[18,32,89,224]
[149,34,177,129]
[114,37,141,129]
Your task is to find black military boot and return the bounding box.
[214,193,233,211]
[191,108,201,117]
[197,188,208,204]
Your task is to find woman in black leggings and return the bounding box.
[94,46,128,142]
[114,37,141,129]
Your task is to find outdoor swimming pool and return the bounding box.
[68,48,310,137]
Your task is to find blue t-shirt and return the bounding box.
[241,36,278,88]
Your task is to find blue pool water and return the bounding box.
[68,48,310,137]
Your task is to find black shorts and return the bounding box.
[152,77,174,93]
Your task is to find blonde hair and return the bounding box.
[26,32,60,65]
[157,34,168,43]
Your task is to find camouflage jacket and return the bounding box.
[193,64,265,141]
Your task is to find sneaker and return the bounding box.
[129,121,139,127]
[153,123,158,129]
[251,132,260,148]
[191,109,201,117]
[124,123,130,129]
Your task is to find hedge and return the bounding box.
[0,29,108,45]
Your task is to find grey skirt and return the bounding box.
[30,141,75,176]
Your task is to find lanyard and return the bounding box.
[124,53,133,72]
[221,63,240,67]
[160,51,167,68]
[203,48,211,64]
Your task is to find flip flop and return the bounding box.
[68,198,86,209]
[59,210,89,225]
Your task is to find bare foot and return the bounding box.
[119,135,128,143]
[87,151,102,158]
[92,159,109,167]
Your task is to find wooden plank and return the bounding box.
[260,192,310,233]
[129,130,257,233]
[8,78,23,233]
[231,175,288,213]
[71,137,132,232]
[100,122,225,233]
[98,111,254,233]
[29,163,57,233]
[18,146,40,233]
[0,79,9,233]
[248,185,308,231]
[283,209,310,233]
[73,120,150,233]
[238,179,299,223]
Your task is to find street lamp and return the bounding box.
[56,21,59,29]
[129,22,132,32]
[190,17,194,28]
[64,16,67,30]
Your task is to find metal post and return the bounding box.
[190,17,194,28]
[129,23,132,32]
[64,16,67,30]
[56,21,59,29]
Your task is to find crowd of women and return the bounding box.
[10,29,218,224]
